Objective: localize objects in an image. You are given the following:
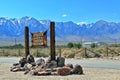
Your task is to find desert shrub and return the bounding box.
[95,49,103,53]
[81,51,101,58]
[34,52,49,57]
[81,52,89,58]
[109,44,120,47]
[3,52,9,56]
[67,53,75,58]
[94,53,101,58]
[10,53,19,56]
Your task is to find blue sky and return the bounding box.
[0,0,120,23]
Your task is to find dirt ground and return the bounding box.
[0,63,120,80]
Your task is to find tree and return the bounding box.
[67,42,74,48]
[91,43,98,48]
[74,43,82,49]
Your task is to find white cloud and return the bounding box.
[62,14,67,17]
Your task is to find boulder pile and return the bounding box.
[10,54,83,76]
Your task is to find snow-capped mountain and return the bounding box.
[0,16,120,44]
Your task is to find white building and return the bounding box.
[82,41,101,47]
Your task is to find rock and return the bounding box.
[72,64,83,74]
[36,58,45,66]
[24,63,32,75]
[46,68,57,72]
[27,54,35,64]
[51,72,58,75]
[45,57,51,63]
[30,70,38,75]
[30,62,36,66]
[11,68,19,72]
[46,60,57,68]
[57,57,65,67]
[10,65,21,72]
[37,71,51,76]
[19,67,25,71]
[19,57,27,67]
[35,64,47,72]
[24,63,32,69]
[13,63,19,66]
[65,64,73,69]
[57,67,71,76]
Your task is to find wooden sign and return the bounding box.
[31,31,47,47]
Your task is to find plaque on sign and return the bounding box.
[31,31,47,47]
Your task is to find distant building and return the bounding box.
[82,41,101,47]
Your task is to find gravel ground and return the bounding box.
[0,59,120,80]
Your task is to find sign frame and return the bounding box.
[31,31,47,47]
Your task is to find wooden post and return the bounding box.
[36,48,38,57]
[112,51,115,57]
[15,38,17,45]
[3,49,4,56]
[18,49,20,56]
[58,48,61,57]
[84,48,87,57]
[50,22,56,61]
[106,47,108,57]
[25,26,29,59]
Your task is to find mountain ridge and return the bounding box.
[0,16,120,44]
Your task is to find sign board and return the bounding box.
[31,31,47,47]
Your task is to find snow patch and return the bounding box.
[77,22,88,26]
[40,20,45,24]
[0,20,6,24]
[18,19,21,24]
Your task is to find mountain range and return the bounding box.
[0,16,120,46]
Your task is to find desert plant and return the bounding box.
[34,52,49,57]
[94,53,101,58]
[67,53,75,58]
[81,52,89,58]
[3,52,9,56]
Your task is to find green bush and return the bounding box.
[74,43,82,49]
[91,43,98,48]
[67,42,74,48]
[67,42,82,49]
[1,44,24,49]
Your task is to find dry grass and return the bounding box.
[0,48,50,57]
[0,47,120,59]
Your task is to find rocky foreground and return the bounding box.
[0,62,120,80]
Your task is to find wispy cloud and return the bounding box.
[62,14,67,17]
